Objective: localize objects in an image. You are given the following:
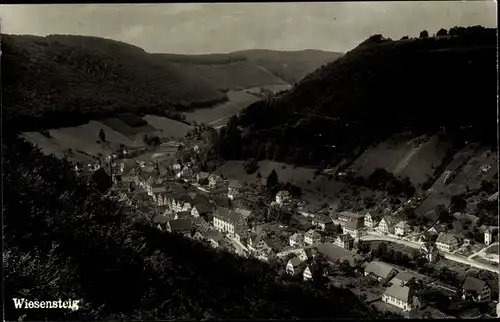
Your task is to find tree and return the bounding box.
[450,194,467,213]
[436,28,448,36]
[419,30,429,38]
[98,129,106,142]
[266,169,278,190]
[436,205,453,223]
[401,36,409,40]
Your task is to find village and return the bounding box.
[74,129,499,319]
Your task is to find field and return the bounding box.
[217,160,345,204]
[485,244,499,255]
[20,132,67,158]
[414,194,450,217]
[348,133,449,186]
[99,118,156,137]
[183,90,260,127]
[142,115,192,139]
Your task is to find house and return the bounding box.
[342,220,366,239]
[462,277,491,302]
[303,266,313,281]
[204,230,225,248]
[213,207,246,238]
[170,194,193,213]
[484,228,493,246]
[364,212,383,229]
[295,248,315,262]
[435,232,460,253]
[419,242,440,263]
[208,173,223,189]
[255,247,276,262]
[427,223,447,236]
[337,211,364,224]
[395,221,412,237]
[196,172,210,184]
[304,229,322,245]
[166,219,193,235]
[191,230,205,241]
[191,203,213,218]
[382,284,420,312]
[390,271,417,287]
[334,234,354,250]
[227,180,243,200]
[286,257,307,276]
[376,217,396,235]
[312,214,334,231]
[289,233,304,247]
[275,190,290,205]
[364,261,398,283]
[174,211,191,220]
[234,208,252,219]
[153,214,170,231]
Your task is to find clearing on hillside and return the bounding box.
[99,118,156,137]
[218,160,345,202]
[184,90,260,127]
[348,133,451,187]
[142,115,192,139]
[20,132,66,158]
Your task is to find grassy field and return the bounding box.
[447,146,498,191]
[20,132,67,159]
[218,160,345,203]
[485,244,499,255]
[142,115,192,139]
[183,90,260,126]
[347,133,449,186]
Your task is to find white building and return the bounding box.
[304,229,322,246]
[364,212,383,229]
[395,221,412,237]
[289,233,304,247]
[485,229,493,246]
[275,190,290,205]
[303,266,313,281]
[435,232,460,253]
[382,284,420,312]
[376,217,396,235]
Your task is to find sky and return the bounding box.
[1,2,497,54]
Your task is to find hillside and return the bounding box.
[233,49,343,84]
[3,135,381,321]
[1,34,226,132]
[215,26,497,168]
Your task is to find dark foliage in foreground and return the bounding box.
[3,136,380,320]
[214,26,497,166]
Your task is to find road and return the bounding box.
[468,242,499,259]
[360,233,499,274]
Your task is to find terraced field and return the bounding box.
[348,133,450,186]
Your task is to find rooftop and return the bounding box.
[338,211,364,219]
[392,271,417,283]
[383,284,411,302]
[462,276,487,293]
[436,232,459,244]
[168,219,192,232]
[365,261,398,279]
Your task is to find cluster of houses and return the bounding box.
[363,260,493,313]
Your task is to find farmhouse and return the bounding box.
[213,207,246,239]
[462,277,491,303]
[390,271,417,287]
[334,234,354,250]
[382,284,420,312]
[435,232,460,253]
[196,172,210,184]
[427,223,447,236]
[419,242,440,263]
[165,219,193,236]
[364,212,383,229]
[376,217,396,235]
[254,247,276,262]
[304,229,322,245]
[337,211,364,224]
[303,266,313,281]
[227,180,243,200]
[204,230,225,248]
[395,221,412,237]
[286,257,307,276]
[312,214,334,231]
[364,261,398,283]
[342,220,366,239]
[153,214,170,231]
[275,190,290,205]
[208,173,223,189]
[289,232,304,247]
[191,203,213,218]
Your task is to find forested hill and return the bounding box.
[3,135,383,321]
[215,26,497,166]
[2,34,340,133]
